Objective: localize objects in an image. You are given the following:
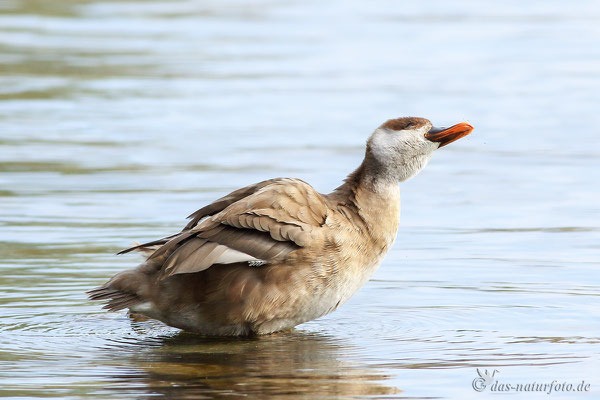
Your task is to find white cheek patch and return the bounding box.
[370,128,431,159]
[369,128,404,160]
[367,126,438,182]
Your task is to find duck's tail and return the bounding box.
[87,284,142,312]
[87,263,156,312]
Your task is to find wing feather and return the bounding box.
[183,178,283,230]
[121,179,329,278]
[164,238,209,271]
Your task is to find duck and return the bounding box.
[88,117,473,336]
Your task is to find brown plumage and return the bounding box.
[380,116,429,131]
[88,117,473,336]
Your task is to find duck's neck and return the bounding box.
[332,157,400,200]
[330,158,401,247]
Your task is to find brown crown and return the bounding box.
[380,117,430,131]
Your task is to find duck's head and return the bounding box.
[365,117,473,182]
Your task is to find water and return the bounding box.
[1,0,599,398]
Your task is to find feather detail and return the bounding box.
[183,178,283,230]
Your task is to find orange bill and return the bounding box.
[425,122,474,147]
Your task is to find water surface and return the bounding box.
[1,0,599,398]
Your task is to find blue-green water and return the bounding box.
[1,1,599,398]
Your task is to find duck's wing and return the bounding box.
[183,178,284,231]
[135,178,329,277]
[117,178,285,255]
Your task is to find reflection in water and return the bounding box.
[106,318,400,399]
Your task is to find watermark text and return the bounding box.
[472,369,591,394]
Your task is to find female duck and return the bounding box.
[88,117,473,336]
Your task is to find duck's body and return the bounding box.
[88,117,473,336]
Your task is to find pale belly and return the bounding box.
[254,255,387,334]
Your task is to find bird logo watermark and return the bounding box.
[472,368,498,392]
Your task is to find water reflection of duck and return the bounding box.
[88,117,473,336]
[111,330,402,399]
